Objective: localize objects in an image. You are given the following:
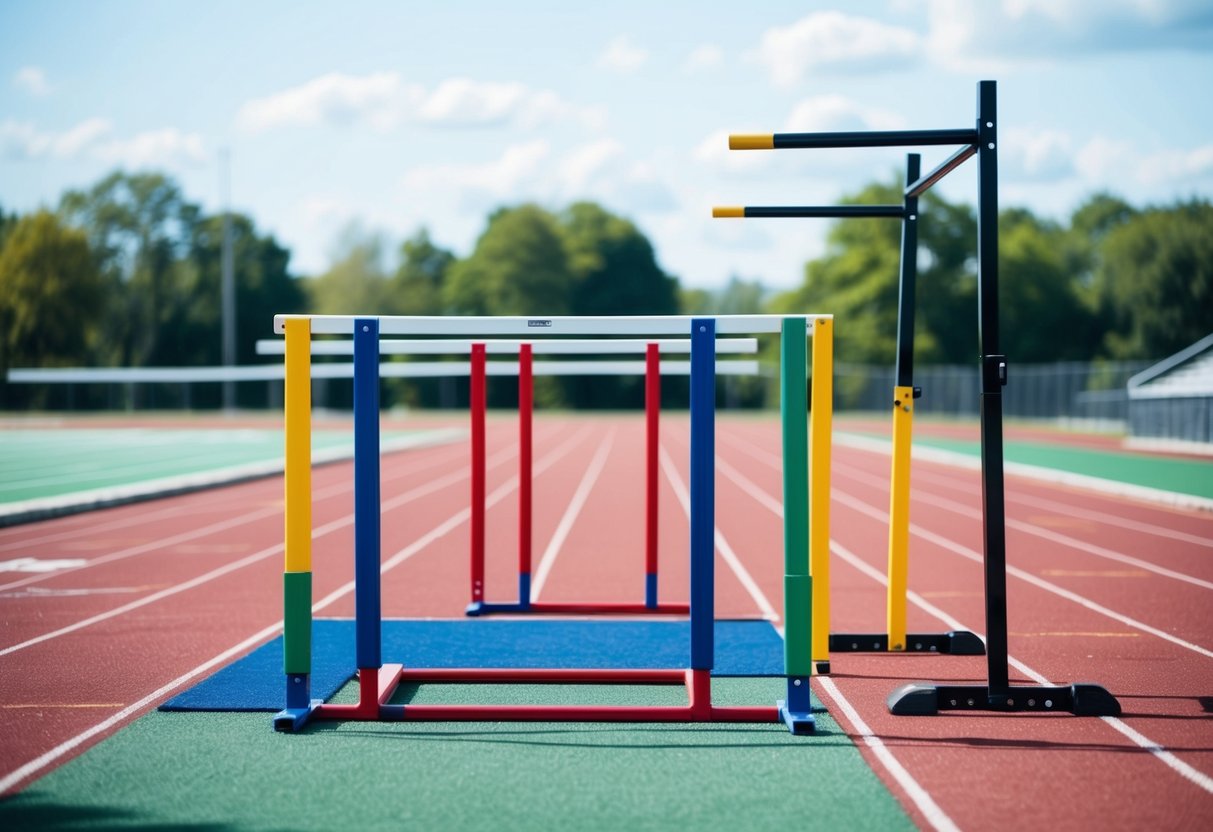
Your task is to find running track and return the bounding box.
[1,414,1211,829]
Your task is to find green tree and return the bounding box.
[444,204,572,316]
[1094,199,1213,359]
[60,171,201,366]
[306,225,394,315]
[184,213,306,366]
[561,202,679,316]
[774,179,916,365]
[0,204,17,252]
[390,228,454,315]
[0,211,104,397]
[998,208,1099,362]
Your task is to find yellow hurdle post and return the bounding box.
[809,318,833,665]
[886,385,914,651]
[284,318,312,574]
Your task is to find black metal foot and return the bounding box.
[815,660,831,675]
[829,631,985,655]
[888,682,1121,716]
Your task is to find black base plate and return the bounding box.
[828,630,985,655]
[887,682,1122,716]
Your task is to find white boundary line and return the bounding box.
[834,462,1213,591]
[719,427,1213,797]
[0,424,595,795]
[835,431,1213,513]
[531,432,615,601]
[658,438,959,832]
[0,429,464,528]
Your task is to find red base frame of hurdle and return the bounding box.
[308,665,779,724]
[466,342,689,618]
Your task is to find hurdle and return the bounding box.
[715,81,1121,717]
[271,313,831,735]
[260,336,760,615]
[715,155,982,672]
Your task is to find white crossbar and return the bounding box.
[7,360,761,384]
[273,314,827,336]
[254,338,759,356]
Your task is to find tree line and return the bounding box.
[1,169,1209,409]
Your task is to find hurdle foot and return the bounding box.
[777,700,816,735]
[273,700,322,732]
[1069,683,1122,717]
[828,632,985,654]
[815,661,831,675]
[943,630,985,655]
[465,602,485,617]
[888,683,1122,717]
[887,683,939,715]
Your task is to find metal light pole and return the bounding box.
[221,148,236,412]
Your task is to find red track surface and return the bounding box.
[1,414,1211,830]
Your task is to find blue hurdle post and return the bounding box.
[689,318,715,672]
[354,318,382,675]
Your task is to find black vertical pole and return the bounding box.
[896,154,921,388]
[976,80,1010,696]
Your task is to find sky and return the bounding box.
[2,0,1212,291]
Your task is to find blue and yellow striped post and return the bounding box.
[282,317,313,717]
[809,318,833,667]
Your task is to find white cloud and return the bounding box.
[237,72,596,133]
[682,44,723,74]
[13,66,51,96]
[558,139,626,192]
[1136,143,1213,185]
[1003,128,1075,180]
[927,0,1213,70]
[237,72,417,132]
[783,95,906,133]
[752,12,920,86]
[402,140,552,208]
[399,137,675,217]
[598,36,648,73]
[0,118,206,167]
[96,127,209,168]
[416,78,528,126]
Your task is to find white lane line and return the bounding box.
[910,468,1213,550]
[836,463,1213,591]
[0,620,284,796]
[531,431,615,601]
[0,437,476,594]
[0,424,593,795]
[720,428,1213,660]
[660,436,960,832]
[659,448,776,620]
[834,431,1213,513]
[0,439,527,657]
[815,676,964,832]
[717,430,1213,797]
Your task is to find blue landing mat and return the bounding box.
[161,618,784,712]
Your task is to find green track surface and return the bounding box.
[911,435,1213,500]
[0,679,912,831]
[0,429,408,504]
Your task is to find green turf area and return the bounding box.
[0,679,913,831]
[0,428,424,505]
[910,435,1213,500]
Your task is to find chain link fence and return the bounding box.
[835,360,1152,427]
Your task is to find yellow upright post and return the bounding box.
[886,386,914,651]
[284,318,312,573]
[809,317,833,665]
